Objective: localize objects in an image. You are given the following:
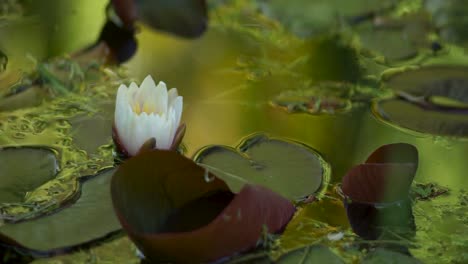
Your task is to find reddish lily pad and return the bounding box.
[0,169,121,256]
[111,150,295,263]
[194,133,329,201]
[340,144,418,240]
[341,143,418,204]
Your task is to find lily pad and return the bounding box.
[340,144,417,240]
[70,112,113,155]
[383,66,468,104]
[194,133,329,201]
[0,168,121,256]
[373,98,468,137]
[362,249,422,264]
[277,245,344,263]
[0,146,58,204]
[341,143,418,204]
[258,0,390,38]
[111,150,295,263]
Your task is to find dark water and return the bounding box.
[0,0,467,263]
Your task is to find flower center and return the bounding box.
[132,102,156,115]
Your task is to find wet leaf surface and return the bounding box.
[277,245,344,263]
[112,150,295,263]
[194,133,329,201]
[0,147,58,204]
[0,168,121,256]
[374,98,468,137]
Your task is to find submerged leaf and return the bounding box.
[194,133,329,201]
[111,150,295,263]
[0,169,121,256]
[0,147,58,204]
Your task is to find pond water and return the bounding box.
[0,0,467,263]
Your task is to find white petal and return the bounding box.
[137,75,156,108]
[170,96,183,128]
[154,81,168,114]
[168,88,179,105]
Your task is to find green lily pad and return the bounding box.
[258,0,389,38]
[194,133,330,201]
[383,66,468,104]
[373,98,468,137]
[277,245,344,263]
[0,168,121,256]
[361,249,422,264]
[0,146,58,204]
[70,103,114,155]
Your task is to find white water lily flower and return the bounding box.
[114,75,183,156]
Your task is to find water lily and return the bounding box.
[113,75,184,156]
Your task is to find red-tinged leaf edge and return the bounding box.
[111,150,295,263]
[365,143,418,169]
[341,143,418,204]
[341,163,417,204]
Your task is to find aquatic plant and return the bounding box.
[113,75,185,157]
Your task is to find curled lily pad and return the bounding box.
[111,150,295,263]
[341,143,418,204]
[0,146,58,205]
[383,66,468,105]
[194,133,330,201]
[0,169,121,256]
[373,98,468,137]
[340,144,417,240]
